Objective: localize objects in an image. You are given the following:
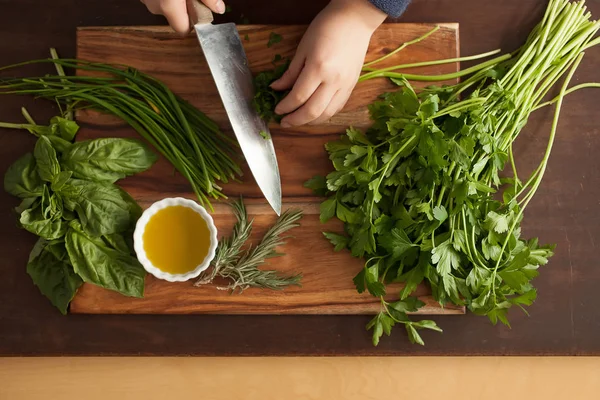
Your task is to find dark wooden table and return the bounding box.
[1,0,599,356]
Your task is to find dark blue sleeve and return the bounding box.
[368,0,411,17]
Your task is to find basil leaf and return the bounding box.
[34,136,61,182]
[60,179,131,236]
[51,170,73,192]
[27,238,83,315]
[61,208,77,221]
[47,193,64,220]
[61,138,157,183]
[4,153,44,198]
[46,136,73,153]
[66,225,145,298]
[118,187,143,221]
[50,116,79,141]
[20,205,67,240]
[45,238,70,261]
[26,124,57,137]
[102,233,131,255]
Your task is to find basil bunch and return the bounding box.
[4,117,157,314]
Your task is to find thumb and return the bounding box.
[270,55,305,91]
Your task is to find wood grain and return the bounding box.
[2,357,600,400]
[3,0,598,356]
[71,203,462,315]
[69,24,463,315]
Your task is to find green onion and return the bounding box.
[0,54,242,210]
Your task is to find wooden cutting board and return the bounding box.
[70,23,465,315]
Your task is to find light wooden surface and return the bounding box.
[1,357,599,399]
[70,23,463,316]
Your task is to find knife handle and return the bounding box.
[187,0,214,25]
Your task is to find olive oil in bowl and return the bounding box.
[134,198,218,282]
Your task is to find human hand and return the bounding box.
[140,0,227,34]
[271,0,387,127]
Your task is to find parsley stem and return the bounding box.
[358,54,512,83]
[431,97,486,118]
[533,83,600,111]
[361,49,502,74]
[363,26,440,68]
[492,52,583,302]
[368,135,418,221]
[509,144,520,194]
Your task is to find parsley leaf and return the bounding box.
[398,253,429,299]
[431,240,462,275]
[389,297,424,313]
[267,32,282,48]
[304,175,329,197]
[323,232,349,252]
[485,211,509,233]
[378,227,415,261]
[406,324,424,345]
[367,312,394,346]
[365,264,386,297]
[412,319,443,332]
[432,205,448,222]
[252,60,290,123]
[259,130,270,140]
[353,268,366,293]
[319,197,336,223]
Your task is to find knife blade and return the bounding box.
[187,0,282,215]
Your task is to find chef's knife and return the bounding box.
[187,0,282,215]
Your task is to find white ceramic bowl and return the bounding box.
[133,197,218,282]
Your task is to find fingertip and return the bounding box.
[214,0,226,14]
[270,72,294,91]
[171,24,191,35]
[270,79,282,90]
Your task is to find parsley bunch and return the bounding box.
[252,59,290,123]
[307,0,600,345]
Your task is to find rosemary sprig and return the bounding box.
[195,199,303,293]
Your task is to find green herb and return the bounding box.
[195,198,303,292]
[27,238,83,315]
[2,112,155,313]
[61,138,157,183]
[34,136,61,182]
[225,5,232,13]
[252,60,290,123]
[61,179,133,237]
[66,221,145,298]
[4,153,44,198]
[0,113,79,140]
[259,130,270,140]
[272,54,283,64]
[0,51,242,210]
[308,0,599,345]
[267,32,282,48]
[244,34,250,42]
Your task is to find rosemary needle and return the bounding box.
[195,198,303,293]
